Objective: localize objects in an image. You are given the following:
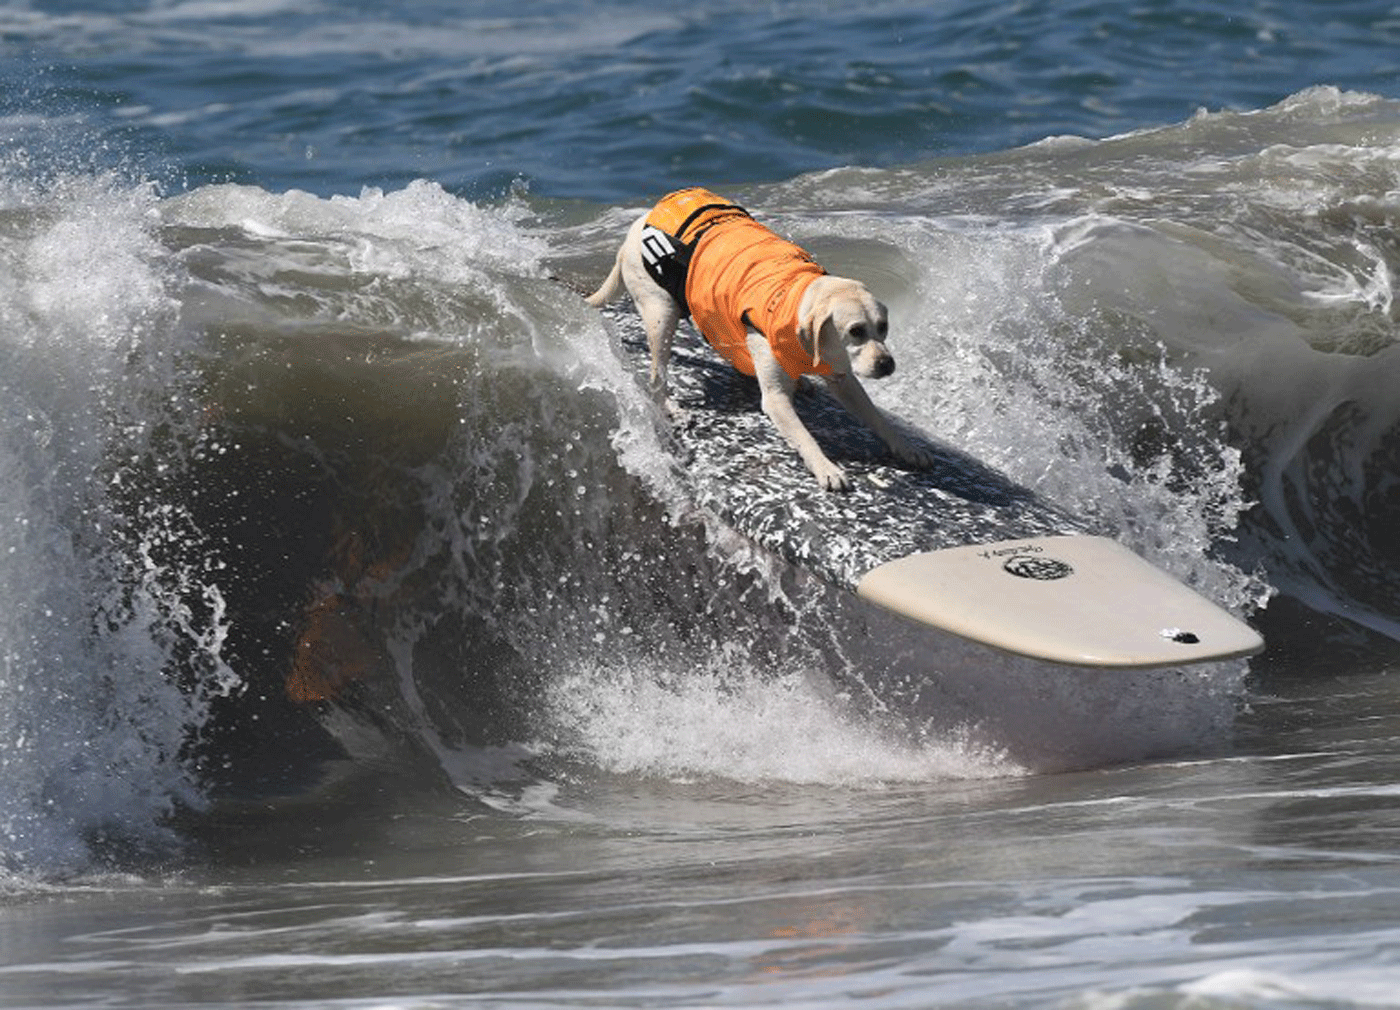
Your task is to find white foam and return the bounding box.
[544,656,1020,787]
[160,179,548,280]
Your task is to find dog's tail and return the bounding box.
[584,251,625,307]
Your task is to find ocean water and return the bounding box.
[4,1,1400,1007]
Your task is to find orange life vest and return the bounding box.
[643,188,830,380]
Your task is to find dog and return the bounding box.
[586,187,932,491]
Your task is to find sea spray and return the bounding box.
[0,171,239,878]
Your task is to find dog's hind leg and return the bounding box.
[637,295,681,400]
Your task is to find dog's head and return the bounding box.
[798,277,894,379]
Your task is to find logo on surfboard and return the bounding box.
[1002,554,1074,580]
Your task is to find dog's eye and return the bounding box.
[849,324,868,342]
[876,319,889,338]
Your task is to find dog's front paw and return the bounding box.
[814,463,852,493]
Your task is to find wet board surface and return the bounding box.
[607,313,1263,667]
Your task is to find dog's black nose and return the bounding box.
[873,356,895,378]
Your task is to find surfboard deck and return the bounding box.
[606,312,1263,668]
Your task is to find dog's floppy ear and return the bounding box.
[798,296,829,369]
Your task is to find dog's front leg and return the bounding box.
[827,373,936,469]
[748,334,851,491]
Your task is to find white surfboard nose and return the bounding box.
[855,534,1264,668]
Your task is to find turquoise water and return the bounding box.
[4,3,1400,1007]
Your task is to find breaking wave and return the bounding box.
[6,88,1400,881]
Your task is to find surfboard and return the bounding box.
[605,312,1263,668]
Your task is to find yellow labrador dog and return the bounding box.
[587,187,932,491]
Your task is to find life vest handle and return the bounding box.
[673,202,750,245]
